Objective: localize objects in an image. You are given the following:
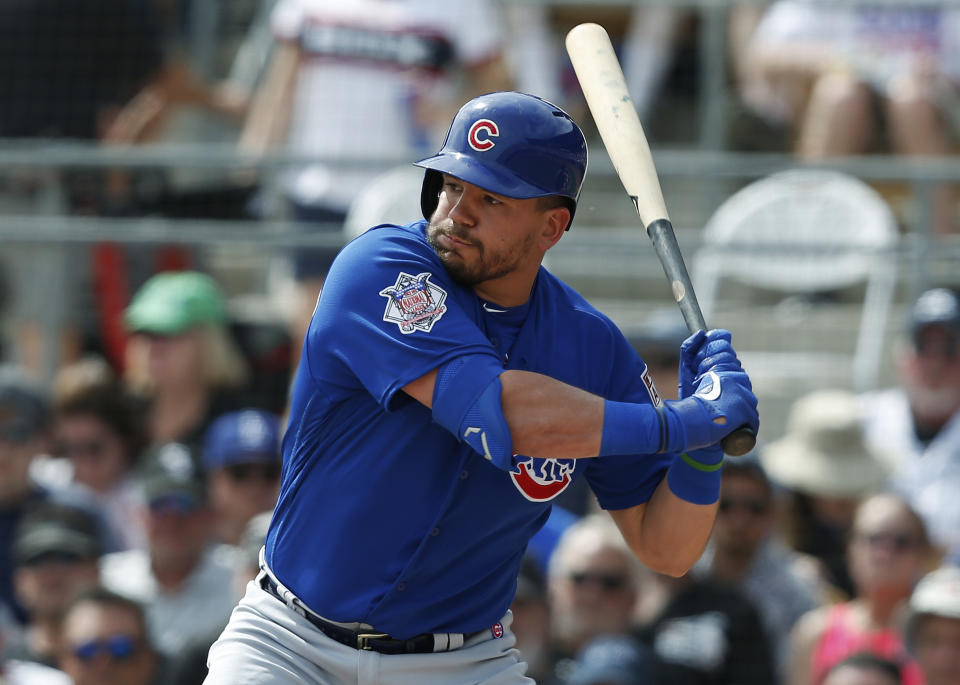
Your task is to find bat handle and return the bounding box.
[645,220,757,458]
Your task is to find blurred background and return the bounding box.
[1,2,960,683]
[1,0,957,439]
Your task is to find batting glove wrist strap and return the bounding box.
[599,399,672,457]
[665,369,759,452]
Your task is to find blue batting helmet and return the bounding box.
[414,92,588,229]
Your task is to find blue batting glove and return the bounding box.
[687,329,744,376]
[663,367,759,452]
[677,329,705,400]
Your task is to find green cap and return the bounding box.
[124,271,226,335]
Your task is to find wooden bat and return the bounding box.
[565,22,755,457]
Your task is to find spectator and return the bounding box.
[763,388,890,597]
[58,587,160,685]
[100,441,238,656]
[547,514,643,666]
[502,5,687,127]
[159,510,273,685]
[509,555,555,684]
[787,493,930,685]
[904,566,960,685]
[0,366,54,623]
[566,635,655,685]
[123,271,250,449]
[0,622,71,685]
[861,287,960,561]
[822,652,904,685]
[9,503,105,667]
[0,1,248,375]
[202,409,282,546]
[737,3,960,236]
[238,0,514,369]
[694,452,828,679]
[43,357,149,551]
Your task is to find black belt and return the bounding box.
[259,573,479,654]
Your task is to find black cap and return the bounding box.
[14,502,104,565]
[139,441,207,505]
[910,287,960,338]
[0,365,48,443]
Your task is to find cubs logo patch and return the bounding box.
[380,272,448,334]
[510,457,575,502]
[468,118,499,151]
[641,364,663,408]
[491,622,504,639]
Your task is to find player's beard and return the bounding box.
[426,218,535,288]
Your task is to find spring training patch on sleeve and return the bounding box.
[379,272,448,334]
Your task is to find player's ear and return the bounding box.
[538,206,569,250]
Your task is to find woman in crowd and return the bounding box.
[788,493,933,685]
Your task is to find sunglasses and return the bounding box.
[913,332,959,358]
[71,635,141,663]
[569,571,629,592]
[224,462,281,482]
[855,531,920,553]
[718,497,769,517]
[57,439,109,459]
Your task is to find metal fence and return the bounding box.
[1,0,959,438]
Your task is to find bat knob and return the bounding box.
[721,427,756,457]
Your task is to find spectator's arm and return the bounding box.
[238,41,302,156]
[787,606,829,685]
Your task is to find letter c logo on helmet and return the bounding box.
[467,119,499,151]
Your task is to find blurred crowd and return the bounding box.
[1,1,960,684]
[0,270,956,685]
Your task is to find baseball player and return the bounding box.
[203,92,758,684]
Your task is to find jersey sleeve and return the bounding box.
[304,224,500,411]
[583,326,674,511]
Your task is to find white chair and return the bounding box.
[692,169,900,395]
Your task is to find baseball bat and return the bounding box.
[565,22,755,457]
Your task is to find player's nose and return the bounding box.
[447,189,479,227]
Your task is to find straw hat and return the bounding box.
[761,389,888,497]
[904,566,960,648]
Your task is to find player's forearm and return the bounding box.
[499,369,604,459]
[611,478,717,577]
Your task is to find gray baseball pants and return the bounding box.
[203,576,534,685]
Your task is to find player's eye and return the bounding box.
[443,181,462,194]
[484,195,503,206]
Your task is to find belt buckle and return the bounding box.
[356,632,390,651]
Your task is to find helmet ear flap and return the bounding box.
[420,169,444,221]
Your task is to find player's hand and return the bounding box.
[665,366,759,453]
[678,329,744,400]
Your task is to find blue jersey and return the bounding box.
[265,220,671,638]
